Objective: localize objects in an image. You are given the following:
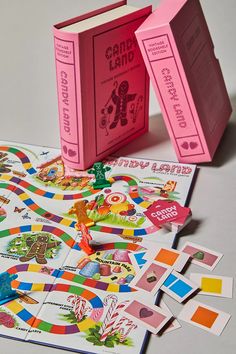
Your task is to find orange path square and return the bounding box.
[191,306,219,328]
[155,248,179,266]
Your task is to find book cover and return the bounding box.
[135,0,232,163]
[53,1,151,170]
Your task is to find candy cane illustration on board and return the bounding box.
[99,294,118,341]
[120,322,137,342]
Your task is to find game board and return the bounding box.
[0,141,196,354]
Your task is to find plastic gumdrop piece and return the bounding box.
[113,266,121,273]
[92,273,101,280]
[193,251,205,260]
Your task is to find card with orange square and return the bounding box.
[190,273,233,298]
[146,246,190,272]
[178,300,231,335]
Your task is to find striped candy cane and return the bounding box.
[99,295,118,340]
[67,295,87,322]
[74,298,87,322]
[109,316,127,336]
[120,322,137,342]
[67,294,79,306]
[105,300,129,335]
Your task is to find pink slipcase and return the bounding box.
[53,1,151,170]
[135,0,232,163]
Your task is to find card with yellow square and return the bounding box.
[190,273,233,298]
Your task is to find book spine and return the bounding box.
[137,30,208,162]
[53,29,82,169]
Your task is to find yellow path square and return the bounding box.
[201,277,222,294]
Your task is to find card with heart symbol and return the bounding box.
[122,299,173,334]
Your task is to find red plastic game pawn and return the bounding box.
[76,223,94,255]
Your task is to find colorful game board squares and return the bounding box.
[180,242,223,270]
[178,300,231,336]
[190,273,233,298]
[161,270,198,302]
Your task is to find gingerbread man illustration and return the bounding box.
[19,234,61,264]
[109,80,136,129]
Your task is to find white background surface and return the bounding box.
[0,1,236,354]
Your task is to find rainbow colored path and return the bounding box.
[0,146,37,175]
[0,183,159,236]
[0,224,75,248]
[4,237,143,335]
[6,264,103,334]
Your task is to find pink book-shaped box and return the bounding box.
[53,1,151,170]
[135,0,232,163]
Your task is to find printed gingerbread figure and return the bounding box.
[109,80,136,129]
[19,234,61,264]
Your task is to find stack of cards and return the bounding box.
[144,200,192,233]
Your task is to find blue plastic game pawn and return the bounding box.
[0,272,19,305]
[88,162,111,190]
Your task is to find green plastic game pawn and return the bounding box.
[193,251,205,260]
[88,162,111,190]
